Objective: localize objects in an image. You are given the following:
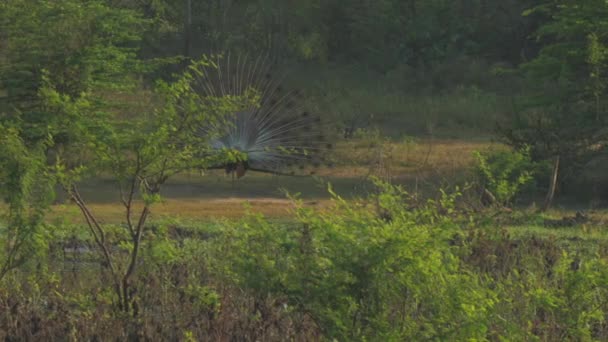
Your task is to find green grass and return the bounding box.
[290,60,511,140]
[43,138,500,222]
[507,224,608,242]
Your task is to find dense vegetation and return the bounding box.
[1,0,608,340]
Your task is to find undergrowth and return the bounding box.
[1,181,608,340]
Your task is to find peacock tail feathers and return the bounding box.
[193,53,333,178]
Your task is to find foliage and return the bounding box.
[0,0,151,144]
[1,0,251,313]
[0,125,55,281]
[474,148,536,206]
[110,0,537,70]
[44,57,247,313]
[213,182,495,340]
[499,0,608,192]
[2,184,608,340]
[464,227,608,340]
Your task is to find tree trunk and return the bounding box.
[542,155,560,212]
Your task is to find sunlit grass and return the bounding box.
[48,198,333,224]
[506,224,608,241]
[326,138,503,176]
[39,138,501,221]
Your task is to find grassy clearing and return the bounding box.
[44,138,501,221]
[41,59,514,221]
[505,208,608,241]
[328,138,503,176]
[48,198,333,223]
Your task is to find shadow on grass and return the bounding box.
[55,171,379,204]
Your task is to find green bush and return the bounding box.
[213,181,495,340]
[474,147,536,206]
[464,228,608,340]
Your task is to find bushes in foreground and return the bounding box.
[1,182,608,340]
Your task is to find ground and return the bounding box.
[49,138,500,221]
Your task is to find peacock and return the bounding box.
[193,54,332,178]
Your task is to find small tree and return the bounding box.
[473,148,535,207]
[47,59,247,313]
[0,1,248,312]
[0,125,55,281]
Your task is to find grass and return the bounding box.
[43,138,502,222]
[328,137,501,175]
[506,224,608,242]
[48,198,333,223]
[293,59,511,140]
[43,133,608,249]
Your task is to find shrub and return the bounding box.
[213,181,496,340]
[474,147,536,206]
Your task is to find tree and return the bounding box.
[0,0,177,311]
[45,57,248,312]
[0,0,150,282]
[498,0,608,208]
[0,0,150,143]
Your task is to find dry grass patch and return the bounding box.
[48,198,333,223]
[324,138,504,177]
